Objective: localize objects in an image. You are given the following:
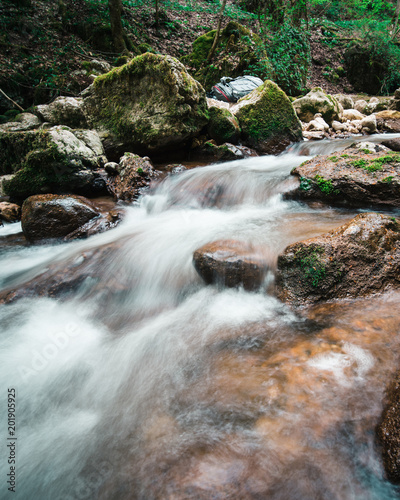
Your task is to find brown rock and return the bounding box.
[0,202,21,222]
[375,110,400,132]
[381,138,400,152]
[276,213,400,306]
[21,194,100,242]
[377,370,400,483]
[107,153,161,202]
[193,240,268,290]
[289,146,400,207]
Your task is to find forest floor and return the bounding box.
[0,0,356,113]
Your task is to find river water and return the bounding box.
[1,135,400,499]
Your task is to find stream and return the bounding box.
[1,135,400,499]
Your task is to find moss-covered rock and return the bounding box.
[207,106,240,144]
[232,80,303,154]
[183,21,274,91]
[82,53,209,157]
[276,213,400,306]
[36,97,88,128]
[1,127,107,200]
[292,88,342,124]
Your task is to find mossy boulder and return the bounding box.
[0,126,107,200]
[292,88,342,124]
[276,213,400,306]
[183,21,274,91]
[207,106,240,144]
[289,144,400,207]
[36,97,88,128]
[232,80,303,154]
[82,53,209,157]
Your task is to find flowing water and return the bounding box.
[1,135,400,499]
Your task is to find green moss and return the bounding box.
[295,245,327,288]
[299,176,311,191]
[236,80,302,145]
[314,175,340,195]
[350,154,400,173]
[382,176,394,183]
[328,155,339,162]
[207,107,240,144]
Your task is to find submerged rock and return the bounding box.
[21,194,100,241]
[232,80,303,154]
[191,141,248,162]
[82,53,209,157]
[292,88,342,125]
[289,146,400,207]
[107,153,161,202]
[193,239,268,290]
[276,213,400,306]
[0,126,107,199]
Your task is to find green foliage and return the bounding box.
[350,154,400,172]
[299,176,312,191]
[296,245,327,288]
[265,21,310,96]
[314,174,340,195]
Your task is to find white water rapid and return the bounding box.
[1,135,400,499]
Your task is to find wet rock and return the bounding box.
[107,153,161,202]
[36,97,88,128]
[289,146,400,207]
[165,164,187,175]
[82,53,209,157]
[292,88,342,125]
[193,239,268,290]
[377,370,400,483]
[0,113,41,132]
[375,110,400,133]
[276,213,400,305]
[233,80,303,154]
[207,106,240,145]
[64,208,124,240]
[360,114,377,134]
[382,138,400,152]
[0,126,107,199]
[0,202,21,222]
[21,194,100,241]
[192,141,247,162]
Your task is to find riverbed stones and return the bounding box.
[36,96,88,128]
[289,146,400,207]
[193,239,268,290]
[292,88,342,124]
[82,53,209,157]
[0,113,42,132]
[276,213,400,306]
[107,153,161,202]
[21,194,100,241]
[232,80,303,155]
[0,126,107,199]
[377,370,400,483]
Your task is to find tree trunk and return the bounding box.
[207,0,227,63]
[392,0,400,39]
[108,0,127,53]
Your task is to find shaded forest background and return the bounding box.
[1,0,400,115]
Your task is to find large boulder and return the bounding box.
[21,194,100,241]
[193,239,268,290]
[289,144,400,207]
[36,97,88,128]
[183,21,274,91]
[292,88,342,124]
[82,53,209,157]
[0,126,107,199]
[377,370,400,484]
[232,80,303,154]
[276,213,400,306]
[107,153,162,202]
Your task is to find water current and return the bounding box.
[1,135,400,499]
